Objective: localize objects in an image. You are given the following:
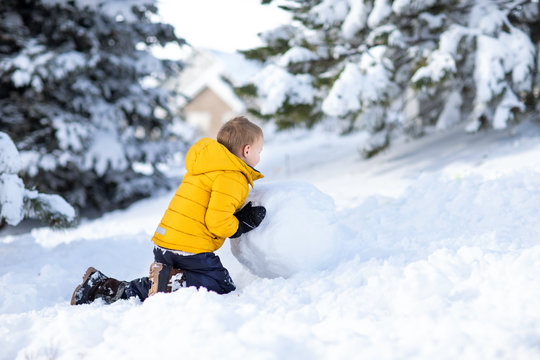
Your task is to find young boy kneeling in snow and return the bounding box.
[71,116,266,305]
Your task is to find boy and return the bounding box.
[71,116,266,305]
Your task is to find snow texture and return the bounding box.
[0,132,75,226]
[436,90,462,130]
[412,50,456,87]
[472,4,535,105]
[24,190,77,224]
[418,12,445,30]
[474,35,507,103]
[2,121,540,359]
[0,132,21,174]
[83,132,128,176]
[0,133,24,225]
[310,0,349,26]
[41,0,155,22]
[367,0,392,28]
[438,24,469,55]
[231,181,354,278]
[493,87,524,130]
[323,46,396,117]
[0,174,25,225]
[322,62,364,116]
[246,0,537,138]
[278,47,319,67]
[341,0,369,39]
[392,0,440,15]
[253,64,316,115]
[0,0,186,210]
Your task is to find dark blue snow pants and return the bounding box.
[122,248,236,302]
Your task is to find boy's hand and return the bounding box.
[230,202,266,238]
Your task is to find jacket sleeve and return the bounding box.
[205,173,248,239]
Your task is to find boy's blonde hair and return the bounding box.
[217,116,263,156]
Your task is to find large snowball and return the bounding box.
[230,181,353,278]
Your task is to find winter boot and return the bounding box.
[71,267,128,305]
[148,262,186,297]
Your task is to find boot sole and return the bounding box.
[70,267,97,305]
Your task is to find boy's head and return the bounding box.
[217,116,264,167]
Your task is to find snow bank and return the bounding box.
[4,168,540,359]
[231,181,354,278]
[345,171,540,262]
[2,123,540,359]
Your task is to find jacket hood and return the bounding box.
[185,137,264,187]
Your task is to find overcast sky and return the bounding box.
[156,0,290,53]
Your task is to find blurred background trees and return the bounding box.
[240,0,539,156]
[0,0,189,220]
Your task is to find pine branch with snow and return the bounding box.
[0,0,191,212]
[0,132,76,228]
[241,0,539,154]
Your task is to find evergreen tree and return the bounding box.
[0,132,75,228]
[0,0,190,211]
[241,0,539,156]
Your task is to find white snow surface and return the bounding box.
[2,121,540,359]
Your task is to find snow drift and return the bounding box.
[2,122,540,359]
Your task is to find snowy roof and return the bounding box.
[209,49,262,85]
[169,48,260,112]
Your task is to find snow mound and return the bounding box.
[230,181,354,278]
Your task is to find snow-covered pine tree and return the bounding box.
[0,0,190,211]
[240,0,539,156]
[0,132,76,228]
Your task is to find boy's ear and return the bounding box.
[242,144,251,157]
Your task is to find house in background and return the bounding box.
[163,48,260,138]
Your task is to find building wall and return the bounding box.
[184,86,235,138]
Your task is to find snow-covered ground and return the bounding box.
[2,121,540,359]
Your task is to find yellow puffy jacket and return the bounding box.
[152,137,264,253]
